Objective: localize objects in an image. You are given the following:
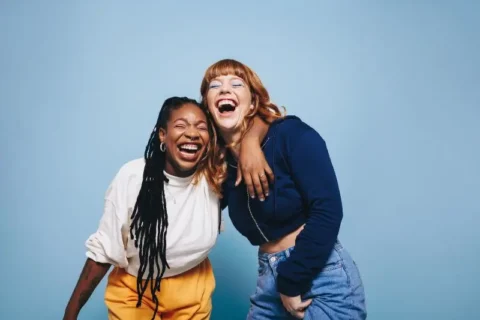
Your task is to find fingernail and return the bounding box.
[251,195,255,199]
[260,198,264,202]
[265,193,269,197]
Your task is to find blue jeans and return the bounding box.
[247,242,367,319]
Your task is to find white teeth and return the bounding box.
[179,144,199,151]
[218,99,236,107]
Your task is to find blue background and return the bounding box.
[1,1,479,319]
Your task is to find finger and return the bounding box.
[252,174,265,201]
[291,310,305,319]
[259,172,269,197]
[235,165,242,186]
[265,163,275,183]
[298,299,312,309]
[243,173,255,199]
[292,311,305,319]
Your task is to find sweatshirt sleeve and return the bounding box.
[85,173,129,268]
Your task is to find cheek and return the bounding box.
[206,91,216,111]
[165,139,177,153]
[245,91,253,105]
[237,89,252,105]
[200,132,210,146]
[164,132,180,149]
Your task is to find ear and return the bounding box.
[159,128,166,143]
[250,94,256,110]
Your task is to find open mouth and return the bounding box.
[178,143,201,154]
[177,143,202,161]
[217,99,237,114]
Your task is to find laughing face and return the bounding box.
[206,74,254,135]
[159,103,210,177]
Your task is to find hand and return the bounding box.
[236,137,274,201]
[280,294,312,319]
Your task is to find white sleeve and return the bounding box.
[85,176,129,268]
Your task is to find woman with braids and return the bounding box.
[63,96,270,320]
[200,59,367,319]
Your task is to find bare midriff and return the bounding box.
[259,224,305,254]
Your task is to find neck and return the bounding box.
[220,129,243,160]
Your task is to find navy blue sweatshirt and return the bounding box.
[221,116,343,297]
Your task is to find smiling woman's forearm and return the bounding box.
[63,258,111,319]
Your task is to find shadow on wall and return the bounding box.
[210,217,259,320]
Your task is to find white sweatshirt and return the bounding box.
[85,158,220,278]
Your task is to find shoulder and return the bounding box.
[105,158,145,201]
[113,158,145,184]
[271,115,324,147]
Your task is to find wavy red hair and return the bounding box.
[200,59,285,146]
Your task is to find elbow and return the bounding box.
[331,196,344,224]
[338,206,344,223]
[311,204,343,232]
[85,236,127,268]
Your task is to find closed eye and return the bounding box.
[231,80,245,87]
[209,80,222,89]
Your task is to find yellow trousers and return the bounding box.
[105,258,215,320]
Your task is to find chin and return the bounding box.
[215,120,240,132]
[167,156,201,177]
[179,160,200,170]
[175,164,198,176]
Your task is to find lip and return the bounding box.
[176,142,203,162]
[215,97,238,108]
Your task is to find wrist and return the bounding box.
[64,304,80,317]
[64,311,79,320]
[241,135,260,145]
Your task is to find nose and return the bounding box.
[219,82,231,94]
[184,126,200,140]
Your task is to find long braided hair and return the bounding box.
[129,96,219,319]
